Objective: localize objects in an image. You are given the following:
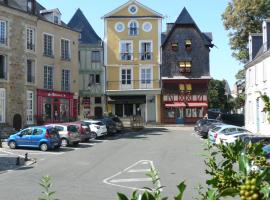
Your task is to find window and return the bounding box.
[121,68,132,85]
[140,67,152,88]
[26,59,35,84]
[54,15,59,24]
[20,128,32,136]
[179,84,192,92]
[171,42,178,51]
[179,61,192,73]
[263,61,267,82]
[44,65,53,90]
[95,74,100,84]
[89,74,95,86]
[91,51,100,63]
[61,69,70,92]
[33,129,43,136]
[61,39,70,60]
[43,34,53,57]
[26,90,34,124]
[185,39,192,50]
[26,27,35,51]
[128,21,138,36]
[0,20,7,45]
[140,41,152,60]
[0,55,7,80]
[120,41,133,61]
[0,88,5,123]
[95,97,102,104]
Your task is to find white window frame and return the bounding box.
[0,88,5,123]
[26,90,34,124]
[26,26,35,52]
[0,19,8,46]
[26,59,35,84]
[61,69,70,92]
[263,61,267,82]
[119,40,133,61]
[44,65,54,90]
[43,33,54,57]
[120,66,133,90]
[140,66,153,89]
[128,20,139,36]
[60,38,71,60]
[139,40,153,60]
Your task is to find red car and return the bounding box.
[66,121,93,142]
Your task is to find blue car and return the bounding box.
[8,126,61,151]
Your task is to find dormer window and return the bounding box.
[171,42,178,51]
[185,39,192,51]
[40,9,61,25]
[27,0,33,12]
[54,15,59,24]
[129,20,139,36]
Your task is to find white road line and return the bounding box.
[103,160,162,192]
[27,152,64,155]
[0,149,25,158]
[110,178,152,183]
[128,169,151,173]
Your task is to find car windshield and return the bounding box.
[212,127,222,132]
[93,122,104,126]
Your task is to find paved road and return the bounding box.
[0,127,207,200]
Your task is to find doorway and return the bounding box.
[13,114,22,131]
[95,107,103,118]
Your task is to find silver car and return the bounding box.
[46,124,81,147]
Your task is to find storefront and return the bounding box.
[37,89,77,123]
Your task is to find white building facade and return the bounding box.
[245,20,270,135]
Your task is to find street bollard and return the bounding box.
[24,153,28,161]
[16,157,20,166]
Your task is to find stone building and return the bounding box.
[68,9,105,119]
[161,8,213,124]
[0,0,79,130]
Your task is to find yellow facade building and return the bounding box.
[103,0,162,123]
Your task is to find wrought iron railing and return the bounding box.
[107,79,160,90]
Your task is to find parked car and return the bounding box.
[67,121,93,142]
[109,116,124,132]
[46,124,81,147]
[99,118,117,134]
[81,120,107,138]
[240,135,270,145]
[208,124,251,144]
[194,119,219,133]
[199,121,224,138]
[7,126,60,151]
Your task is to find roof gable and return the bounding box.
[175,7,196,25]
[102,0,163,18]
[68,8,101,44]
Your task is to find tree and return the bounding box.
[208,80,227,111]
[222,0,270,64]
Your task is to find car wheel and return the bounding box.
[8,141,16,149]
[61,138,69,147]
[40,143,48,151]
[91,132,97,139]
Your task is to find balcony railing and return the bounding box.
[120,53,133,61]
[163,93,207,102]
[107,79,160,90]
[139,52,153,61]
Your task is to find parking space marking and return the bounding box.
[103,160,161,192]
[0,149,25,158]
[110,178,152,183]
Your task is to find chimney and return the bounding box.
[248,33,262,61]
[262,20,270,52]
[166,23,174,34]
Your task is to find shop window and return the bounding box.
[179,61,191,73]
[171,42,178,51]
[185,39,192,51]
[185,108,192,118]
[166,108,175,118]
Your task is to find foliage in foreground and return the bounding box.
[39,176,58,200]
[117,140,270,200]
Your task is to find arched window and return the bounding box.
[129,21,138,36]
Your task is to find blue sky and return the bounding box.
[38,0,242,88]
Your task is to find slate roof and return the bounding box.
[68,8,101,44]
[162,7,213,47]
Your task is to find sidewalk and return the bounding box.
[0,142,36,173]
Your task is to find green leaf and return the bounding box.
[239,153,250,176]
[117,193,130,200]
[206,189,218,200]
[174,181,186,200]
[141,191,155,200]
[219,187,239,197]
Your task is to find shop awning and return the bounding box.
[165,102,186,107]
[187,102,208,107]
